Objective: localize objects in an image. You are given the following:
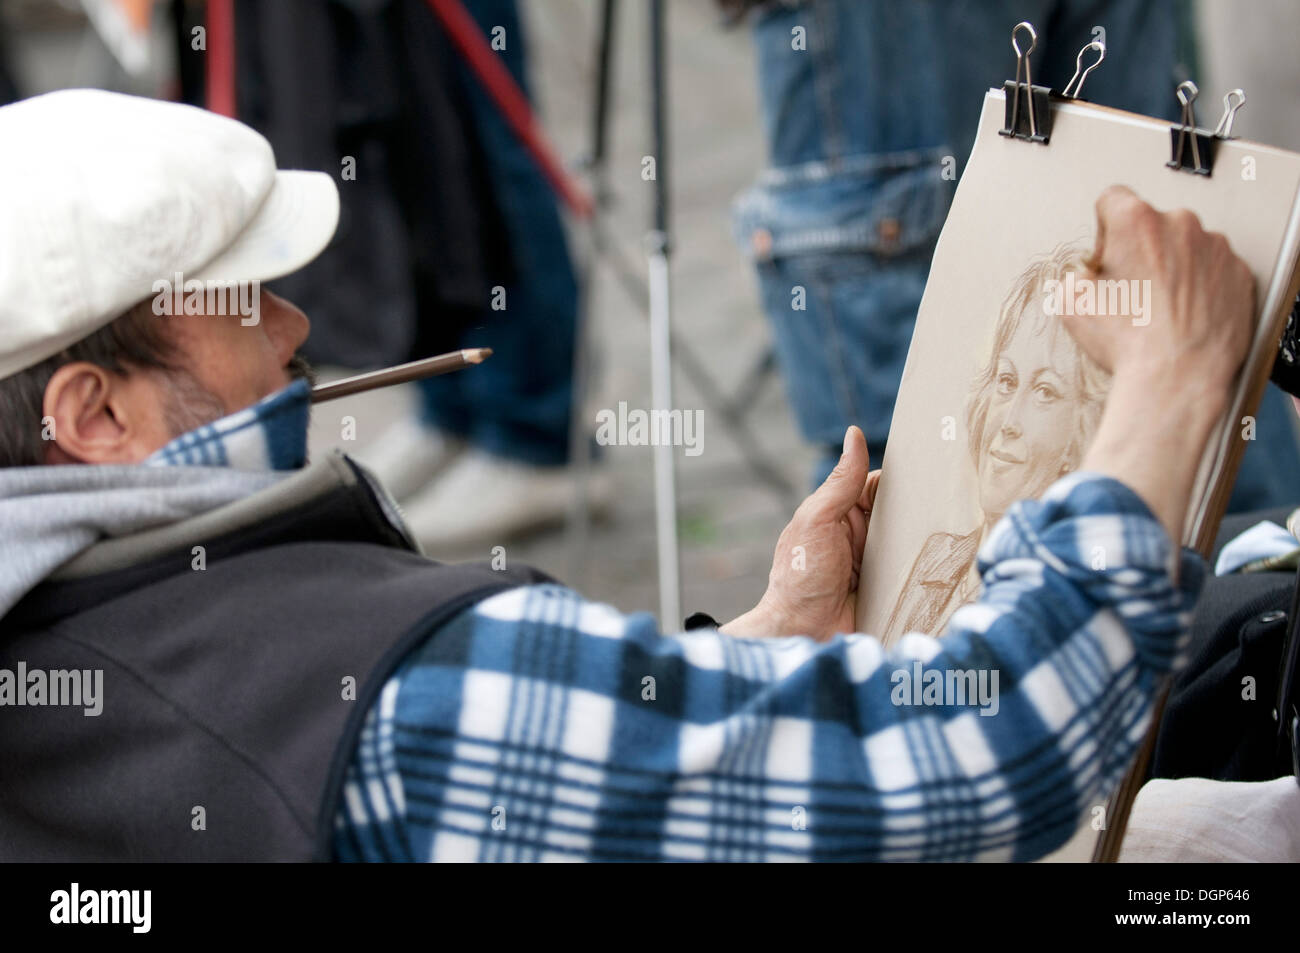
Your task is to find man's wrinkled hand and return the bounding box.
[1069,184,1255,394]
[1069,186,1257,544]
[721,426,879,641]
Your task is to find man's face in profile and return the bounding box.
[40,288,317,467]
[160,287,315,420]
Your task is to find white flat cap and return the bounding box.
[0,89,339,380]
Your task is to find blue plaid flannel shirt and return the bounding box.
[146,379,310,471]
[333,471,1203,862]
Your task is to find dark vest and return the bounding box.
[0,457,549,860]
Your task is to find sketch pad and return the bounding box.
[857,88,1300,646]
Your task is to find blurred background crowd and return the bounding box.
[3,0,1299,624]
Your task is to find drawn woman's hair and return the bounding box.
[965,242,1110,478]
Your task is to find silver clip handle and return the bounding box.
[1009,21,1039,138]
[1214,88,1246,138]
[1062,40,1106,99]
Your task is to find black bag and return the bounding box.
[1152,506,1300,783]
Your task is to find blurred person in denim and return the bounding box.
[225,0,593,547]
[359,0,594,547]
[731,0,1300,511]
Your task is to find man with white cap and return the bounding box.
[0,89,1258,861]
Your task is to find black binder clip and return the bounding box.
[999,22,1052,143]
[1166,81,1243,177]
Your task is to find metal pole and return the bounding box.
[592,0,617,171]
[647,0,681,628]
[566,0,619,585]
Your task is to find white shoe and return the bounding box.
[402,448,612,550]
[352,415,464,501]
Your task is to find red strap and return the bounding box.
[205,0,237,118]
[425,0,593,219]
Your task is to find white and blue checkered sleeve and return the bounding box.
[335,471,1203,862]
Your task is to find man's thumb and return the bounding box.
[1084,184,1132,273]
[810,426,869,517]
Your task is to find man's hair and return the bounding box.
[965,242,1110,479]
[0,300,195,468]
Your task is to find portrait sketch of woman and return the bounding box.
[883,243,1110,642]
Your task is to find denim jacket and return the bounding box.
[734,0,1189,479]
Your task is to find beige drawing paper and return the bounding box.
[858,89,1300,648]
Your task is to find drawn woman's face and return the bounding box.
[977,303,1081,520]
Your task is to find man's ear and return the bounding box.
[41,362,164,464]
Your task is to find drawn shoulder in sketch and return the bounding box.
[884,243,1110,642]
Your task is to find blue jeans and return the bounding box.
[417,0,577,466]
[737,0,1300,510]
